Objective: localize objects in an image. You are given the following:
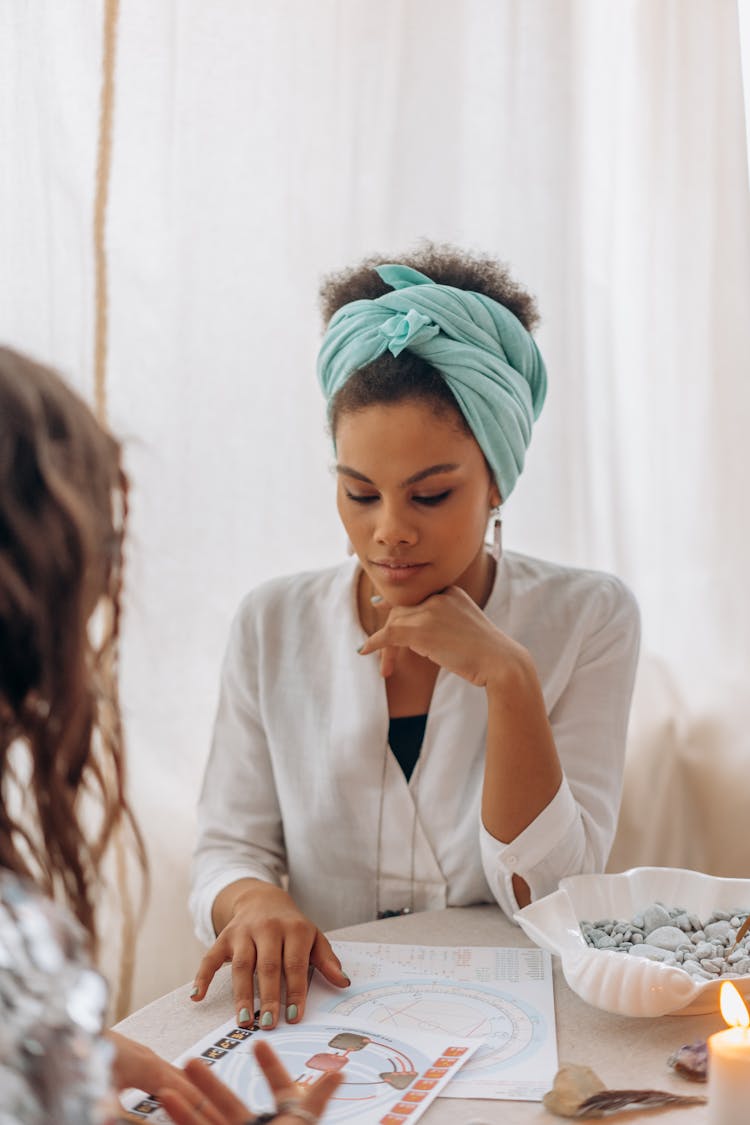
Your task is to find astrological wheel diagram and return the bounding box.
[219,1026,428,1121]
[328,981,543,1070]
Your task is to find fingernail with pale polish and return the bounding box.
[189,985,199,998]
[238,1007,251,1024]
[286,1003,298,1021]
[261,1010,274,1028]
[370,594,384,605]
[356,643,365,654]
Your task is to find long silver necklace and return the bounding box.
[366,550,497,921]
[374,733,419,919]
[360,573,416,919]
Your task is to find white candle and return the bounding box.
[708,982,750,1125]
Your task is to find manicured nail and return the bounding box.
[261,1010,274,1028]
[370,594,384,605]
[189,985,199,998]
[238,1007,251,1024]
[356,643,365,654]
[342,972,351,985]
[286,1003,298,1021]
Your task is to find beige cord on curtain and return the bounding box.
[94,0,118,421]
[94,0,138,1022]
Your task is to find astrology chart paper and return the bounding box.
[304,942,557,1101]
[121,1012,481,1124]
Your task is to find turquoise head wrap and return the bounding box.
[317,264,547,500]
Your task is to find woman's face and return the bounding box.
[335,399,500,607]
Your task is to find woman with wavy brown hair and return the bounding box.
[0,346,339,1124]
[0,345,135,944]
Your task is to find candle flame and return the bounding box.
[719,981,750,1029]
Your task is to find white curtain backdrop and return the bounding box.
[2,0,749,1012]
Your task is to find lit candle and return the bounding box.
[708,981,750,1125]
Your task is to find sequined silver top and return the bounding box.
[0,870,118,1124]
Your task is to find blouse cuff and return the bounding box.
[479,779,580,916]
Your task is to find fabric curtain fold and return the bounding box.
[1,0,749,1011]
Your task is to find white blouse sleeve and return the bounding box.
[189,598,286,947]
[479,575,641,917]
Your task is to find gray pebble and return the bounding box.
[705,921,732,941]
[628,943,674,962]
[643,904,672,934]
[647,925,691,951]
[583,927,607,945]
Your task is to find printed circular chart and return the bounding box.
[216,1025,440,1121]
[326,980,546,1072]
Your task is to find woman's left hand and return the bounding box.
[157,1038,341,1124]
[358,585,527,686]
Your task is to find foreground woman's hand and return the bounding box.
[107,1030,200,1100]
[158,1039,342,1125]
[190,880,350,1030]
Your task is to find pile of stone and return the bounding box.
[580,903,750,981]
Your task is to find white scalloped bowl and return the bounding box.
[514,867,750,1017]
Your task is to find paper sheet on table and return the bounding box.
[121,1010,481,1124]
[305,942,557,1101]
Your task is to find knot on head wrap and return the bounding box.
[380,308,440,355]
[317,263,547,501]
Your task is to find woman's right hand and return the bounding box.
[190,880,350,1029]
[157,1040,342,1124]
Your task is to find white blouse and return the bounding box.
[190,551,640,945]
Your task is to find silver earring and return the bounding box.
[491,508,502,562]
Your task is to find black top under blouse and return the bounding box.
[388,714,428,781]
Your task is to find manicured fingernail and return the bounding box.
[370,594,384,605]
[343,975,351,985]
[356,643,365,654]
[286,1003,298,1021]
[261,1010,274,1028]
[189,985,199,998]
[238,1007,251,1024]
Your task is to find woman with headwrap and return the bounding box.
[189,245,640,1035]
